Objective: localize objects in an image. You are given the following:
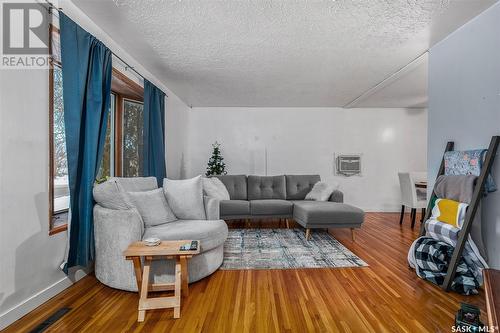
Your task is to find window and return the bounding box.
[52,66,68,214]
[49,23,144,235]
[110,68,145,178]
[97,94,116,180]
[122,99,144,177]
[49,25,69,234]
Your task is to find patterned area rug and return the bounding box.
[221,228,368,270]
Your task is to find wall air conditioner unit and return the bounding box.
[336,154,362,176]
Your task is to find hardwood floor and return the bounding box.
[2,213,485,333]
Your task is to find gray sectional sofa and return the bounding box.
[214,174,364,239]
[92,174,363,292]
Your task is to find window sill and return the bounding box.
[50,210,68,236]
[49,223,68,236]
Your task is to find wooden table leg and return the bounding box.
[138,257,151,322]
[173,258,182,319]
[180,256,189,297]
[132,257,142,290]
[305,228,311,240]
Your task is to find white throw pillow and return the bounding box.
[127,188,177,227]
[163,176,206,220]
[202,177,230,200]
[305,182,336,201]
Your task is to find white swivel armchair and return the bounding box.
[398,172,427,228]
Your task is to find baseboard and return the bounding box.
[0,277,72,330]
[0,268,89,330]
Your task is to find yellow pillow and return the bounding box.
[431,198,468,227]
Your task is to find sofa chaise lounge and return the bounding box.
[214,174,364,240]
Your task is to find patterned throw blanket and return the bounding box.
[444,149,497,193]
[410,237,479,295]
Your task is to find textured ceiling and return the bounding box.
[352,52,428,108]
[73,0,496,107]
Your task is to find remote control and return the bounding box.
[180,242,191,251]
[180,241,198,251]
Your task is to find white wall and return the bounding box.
[186,107,427,211]
[0,68,73,329]
[0,1,189,329]
[166,95,190,179]
[428,2,500,268]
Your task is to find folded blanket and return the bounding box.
[434,175,476,204]
[432,174,487,261]
[425,219,487,285]
[408,236,480,295]
[444,150,496,193]
[425,218,459,244]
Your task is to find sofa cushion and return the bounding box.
[163,176,206,220]
[305,182,337,201]
[93,179,131,210]
[329,190,344,203]
[143,220,228,252]
[292,201,364,227]
[202,177,230,200]
[250,199,293,216]
[127,188,177,227]
[285,175,321,200]
[213,175,248,200]
[220,200,250,217]
[247,175,286,200]
[116,177,158,192]
[93,177,158,210]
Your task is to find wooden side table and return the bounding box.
[123,240,200,321]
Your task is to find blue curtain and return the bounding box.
[143,80,167,185]
[60,13,112,270]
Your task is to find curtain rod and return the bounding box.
[42,0,168,97]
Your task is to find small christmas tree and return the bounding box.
[206,141,227,176]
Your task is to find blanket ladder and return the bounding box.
[419,136,500,291]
